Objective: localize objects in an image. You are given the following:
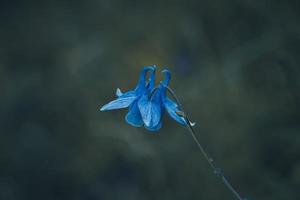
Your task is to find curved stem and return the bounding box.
[166,86,247,200]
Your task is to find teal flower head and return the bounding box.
[100,66,187,131]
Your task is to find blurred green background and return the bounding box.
[1,0,300,199]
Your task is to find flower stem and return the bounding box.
[186,118,246,200]
[166,87,247,200]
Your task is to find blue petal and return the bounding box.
[138,92,162,128]
[148,102,162,127]
[163,97,187,125]
[147,86,163,127]
[125,101,143,127]
[100,95,137,111]
[137,94,151,126]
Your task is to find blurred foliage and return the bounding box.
[1,0,300,199]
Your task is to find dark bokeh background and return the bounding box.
[1,1,300,199]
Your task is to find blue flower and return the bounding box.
[138,69,187,131]
[100,66,156,127]
[100,66,187,131]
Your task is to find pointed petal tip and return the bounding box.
[144,120,151,127]
[190,121,196,127]
[115,88,123,97]
[100,106,106,111]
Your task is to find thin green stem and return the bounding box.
[166,86,247,200]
